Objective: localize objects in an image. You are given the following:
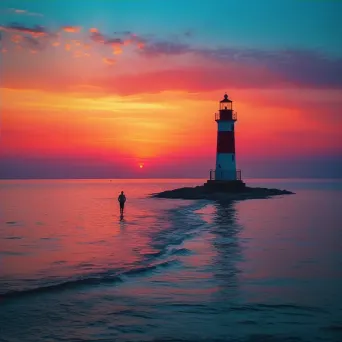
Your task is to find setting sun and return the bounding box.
[139,164,144,169]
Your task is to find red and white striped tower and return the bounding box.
[210,93,241,181]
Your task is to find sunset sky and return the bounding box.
[1,0,341,179]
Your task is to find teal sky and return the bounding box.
[1,0,342,56]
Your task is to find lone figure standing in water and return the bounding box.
[118,191,126,215]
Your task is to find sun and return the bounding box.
[139,163,144,169]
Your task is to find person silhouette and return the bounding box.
[118,191,126,215]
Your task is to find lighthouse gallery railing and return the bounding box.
[210,169,242,181]
[215,111,237,121]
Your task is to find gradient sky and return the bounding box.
[1,0,341,179]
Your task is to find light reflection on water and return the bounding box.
[0,178,341,342]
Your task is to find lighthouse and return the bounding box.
[206,94,245,191]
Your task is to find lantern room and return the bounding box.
[215,93,237,121]
[220,94,232,111]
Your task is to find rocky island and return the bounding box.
[150,182,294,202]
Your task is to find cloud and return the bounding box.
[138,39,342,89]
[85,28,146,57]
[102,57,116,65]
[22,36,43,50]
[0,23,52,38]
[0,23,131,62]
[197,48,342,88]
[86,65,294,96]
[105,38,124,45]
[135,33,342,89]
[0,21,144,64]
[1,20,341,91]
[89,28,145,49]
[10,34,22,43]
[141,41,191,57]
[79,64,281,97]
[113,31,133,35]
[3,50,341,95]
[62,26,81,33]
[89,28,105,43]
[0,24,54,51]
[6,8,43,17]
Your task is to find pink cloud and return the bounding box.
[90,64,287,95]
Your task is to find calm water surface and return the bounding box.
[0,178,341,342]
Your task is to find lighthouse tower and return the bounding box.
[206,94,245,190]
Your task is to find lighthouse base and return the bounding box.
[204,180,246,192]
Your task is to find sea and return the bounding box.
[0,178,341,342]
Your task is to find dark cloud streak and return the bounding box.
[138,40,342,89]
[0,23,52,37]
[141,41,191,57]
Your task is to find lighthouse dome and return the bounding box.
[219,93,232,111]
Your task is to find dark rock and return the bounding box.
[150,185,294,201]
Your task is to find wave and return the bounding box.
[170,247,192,256]
[229,303,326,314]
[255,303,327,313]
[149,201,210,252]
[2,199,206,301]
[0,259,178,300]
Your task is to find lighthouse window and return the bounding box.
[231,124,234,131]
[232,155,235,161]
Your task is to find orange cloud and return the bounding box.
[73,51,83,58]
[11,34,22,43]
[112,46,123,55]
[102,57,116,65]
[0,24,146,67]
[62,26,81,33]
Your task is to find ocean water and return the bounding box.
[0,178,341,342]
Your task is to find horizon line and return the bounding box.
[1,177,341,181]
